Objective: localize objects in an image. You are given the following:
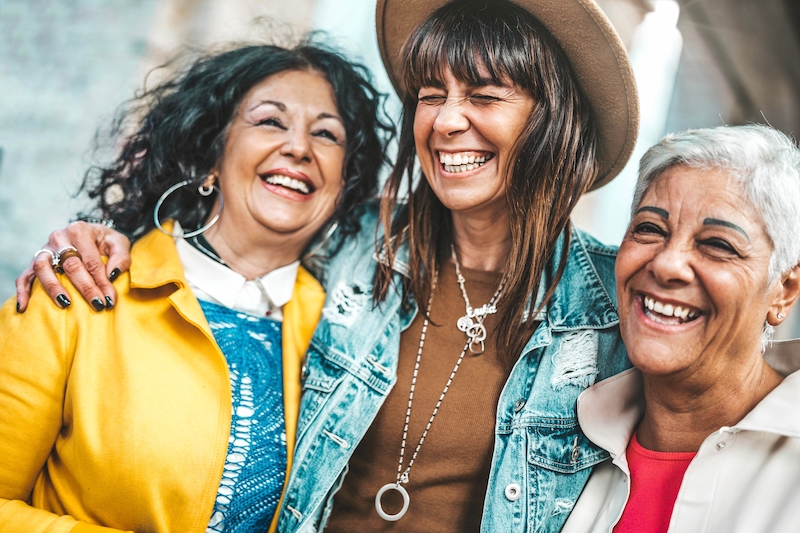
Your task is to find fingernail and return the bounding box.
[57,294,71,309]
[105,296,114,309]
[16,301,21,313]
[91,298,105,312]
[109,268,121,282]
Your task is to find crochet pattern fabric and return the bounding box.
[200,299,287,533]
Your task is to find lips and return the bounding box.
[438,151,495,174]
[640,294,702,325]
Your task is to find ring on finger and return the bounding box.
[55,246,82,274]
[33,249,57,268]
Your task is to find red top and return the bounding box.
[613,432,697,533]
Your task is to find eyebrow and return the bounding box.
[249,99,285,112]
[248,101,343,123]
[317,112,344,123]
[703,218,750,241]
[635,206,669,218]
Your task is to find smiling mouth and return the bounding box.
[641,294,702,325]
[261,174,315,195]
[438,151,495,174]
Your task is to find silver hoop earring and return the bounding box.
[302,222,339,261]
[153,179,224,238]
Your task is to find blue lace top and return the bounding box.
[200,299,287,533]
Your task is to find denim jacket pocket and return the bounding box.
[526,419,609,532]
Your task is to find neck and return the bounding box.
[637,356,783,452]
[450,210,511,272]
[203,220,307,281]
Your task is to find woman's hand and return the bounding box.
[15,222,132,312]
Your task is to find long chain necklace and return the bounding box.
[374,251,504,522]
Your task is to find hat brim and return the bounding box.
[376,0,639,189]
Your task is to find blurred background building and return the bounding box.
[1,0,799,337]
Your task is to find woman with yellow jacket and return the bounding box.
[0,42,390,532]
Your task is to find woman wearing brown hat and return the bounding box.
[17,0,639,532]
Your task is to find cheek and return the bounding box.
[614,241,639,290]
[413,108,435,155]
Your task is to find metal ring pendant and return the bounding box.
[375,483,410,522]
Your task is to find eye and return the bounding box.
[469,94,500,104]
[698,237,739,256]
[256,117,286,129]
[418,94,446,105]
[312,128,341,143]
[632,222,665,236]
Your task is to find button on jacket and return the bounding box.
[276,206,631,533]
[562,339,800,533]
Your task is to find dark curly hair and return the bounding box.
[83,40,394,243]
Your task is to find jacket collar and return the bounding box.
[374,227,619,331]
[130,221,187,290]
[129,222,210,334]
[578,338,800,458]
[541,228,619,331]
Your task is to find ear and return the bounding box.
[767,264,800,326]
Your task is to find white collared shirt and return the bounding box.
[175,234,298,321]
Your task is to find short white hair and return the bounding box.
[633,124,800,282]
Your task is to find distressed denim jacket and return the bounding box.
[278,207,631,533]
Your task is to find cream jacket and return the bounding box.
[562,339,800,533]
[0,225,325,533]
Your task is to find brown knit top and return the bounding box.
[324,260,511,532]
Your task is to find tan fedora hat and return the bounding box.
[375,0,639,189]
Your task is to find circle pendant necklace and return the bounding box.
[375,253,504,522]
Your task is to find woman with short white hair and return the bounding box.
[563,124,800,533]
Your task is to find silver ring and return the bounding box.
[33,248,57,267]
[375,483,410,521]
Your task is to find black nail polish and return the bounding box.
[109,268,121,282]
[105,296,114,309]
[56,294,71,309]
[91,298,105,312]
[16,301,21,313]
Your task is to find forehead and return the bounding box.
[239,70,338,113]
[644,165,743,207]
[642,165,767,231]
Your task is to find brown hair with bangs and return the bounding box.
[374,0,599,365]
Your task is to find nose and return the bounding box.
[433,98,470,137]
[647,240,695,286]
[279,127,313,163]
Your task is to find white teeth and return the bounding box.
[643,295,699,321]
[438,152,492,174]
[264,175,310,194]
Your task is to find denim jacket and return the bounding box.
[278,207,631,533]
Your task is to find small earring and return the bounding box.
[777,312,785,320]
[198,175,216,196]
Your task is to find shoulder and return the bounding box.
[571,228,619,292]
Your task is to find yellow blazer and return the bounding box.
[0,226,325,533]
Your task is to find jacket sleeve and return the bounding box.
[0,289,132,533]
